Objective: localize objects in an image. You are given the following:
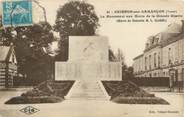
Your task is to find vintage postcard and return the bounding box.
[0,0,184,117]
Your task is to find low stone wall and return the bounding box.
[55,62,122,81]
[127,77,170,86]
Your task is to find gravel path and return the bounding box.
[0,88,183,117]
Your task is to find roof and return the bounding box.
[160,22,184,47]
[134,21,184,62]
[133,54,143,60]
[161,33,184,47]
[0,46,12,61]
[144,22,183,51]
[162,23,182,33]
[159,23,182,42]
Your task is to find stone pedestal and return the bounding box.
[55,62,122,81]
[65,80,110,100]
[55,36,122,100]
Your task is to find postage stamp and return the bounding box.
[2,0,33,27]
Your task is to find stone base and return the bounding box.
[55,62,122,81]
[65,80,110,100]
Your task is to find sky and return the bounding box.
[1,0,184,66]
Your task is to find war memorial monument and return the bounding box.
[55,36,122,100]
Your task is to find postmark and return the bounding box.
[2,0,33,27]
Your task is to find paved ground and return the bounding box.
[0,88,183,117]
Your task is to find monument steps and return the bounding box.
[65,80,110,100]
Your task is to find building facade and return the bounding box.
[0,45,17,88]
[133,21,184,84]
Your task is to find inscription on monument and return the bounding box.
[68,36,109,62]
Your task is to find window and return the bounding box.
[168,48,171,65]
[145,57,147,70]
[154,73,157,77]
[154,53,157,68]
[151,39,154,44]
[158,54,160,68]
[146,43,149,48]
[149,73,152,77]
[149,55,151,70]
[155,38,159,43]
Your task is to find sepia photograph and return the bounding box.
[0,0,184,117]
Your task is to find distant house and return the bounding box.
[0,45,17,88]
